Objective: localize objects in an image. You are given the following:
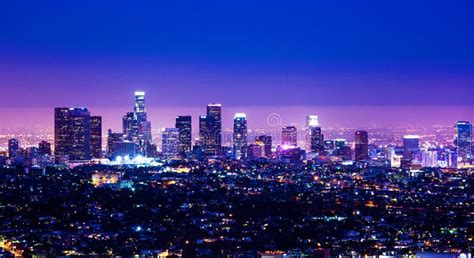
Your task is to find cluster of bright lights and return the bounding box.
[103,155,163,166]
[280,144,297,150]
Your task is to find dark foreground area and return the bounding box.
[0,161,472,256]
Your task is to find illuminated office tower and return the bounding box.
[123,112,138,140]
[199,115,209,145]
[207,103,222,147]
[134,91,147,121]
[324,140,335,155]
[422,150,438,168]
[454,121,472,162]
[90,116,102,159]
[306,115,323,153]
[403,135,420,159]
[25,147,39,166]
[139,121,152,143]
[233,113,248,159]
[54,107,91,161]
[162,128,180,159]
[354,130,369,161]
[198,104,222,156]
[334,139,351,160]
[107,129,124,158]
[175,116,192,157]
[247,144,264,159]
[255,135,272,158]
[282,126,297,147]
[38,140,52,156]
[8,139,19,159]
[122,91,153,155]
[334,139,346,156]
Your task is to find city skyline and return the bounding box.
[1,1,473,256]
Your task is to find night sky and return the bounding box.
[0,0,473,129]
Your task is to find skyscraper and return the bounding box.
[198,104,222,156]
[38,140,52,156]
[25,147,39,166]
[175,116,192,157]
[403,135,420,159]
[8,139,19,159]
[107,129,124,158]
[324,140,335,155]
[422,150,438,168]
[334,139,346,155]
[206,103,222,147]
[54,107,91,162]
[255,135,272,158]
[123,112,138,140]
[233,113,248,159]
[306,115,323,154]
[134,91,146,116]
[122,91,153,156]
[334,139,351,160]
[162,128,180,159]
[282,126,297,147]
[354,130,369,161]
[454,121,472,163]
[90,116,102,159]
[199,115,209,145]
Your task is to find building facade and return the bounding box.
[354,130,369,161]
[233,113,248,159]
[454,121,472,163]
[282,126,297,147]
[306,115,323,154]
[54,107,91,162]
[90,116,102,159]
[162,128,180,159]
[175,116,192,157]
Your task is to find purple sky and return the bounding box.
[0,55,473,108]
[1,105,473,133]
[0,0,473,129]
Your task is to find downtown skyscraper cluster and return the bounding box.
[2,91,471,169]
[54,107,102,163]
[45,91,473,169]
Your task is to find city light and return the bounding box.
[0,1,472,256]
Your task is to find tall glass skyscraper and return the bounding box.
[354,130,369,161]
[282,126,297,147]
[54,107,91,162]
[233,113,248,159]
[199,104,222,156]
[255,135,272,158]
[107,129,125,158]
[454,121,472,163]
[306,115,323,154]
[122,91,153,156]
[134,91,145,111]
[403,135,420,160]
[90,116,102,159]
[206,104,222,147]
[162,128,180,159]
[198,115,208,145]
[176,116,192,157]
[38,140,52,156]
[8,138,19,159]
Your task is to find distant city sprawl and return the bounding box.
[0,91,472,256]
